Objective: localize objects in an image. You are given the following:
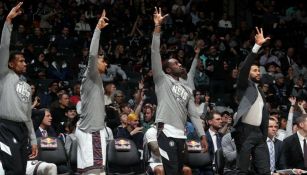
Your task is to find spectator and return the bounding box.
[47,54,72,81]
[221,132,237,174]
[102,62,128,83]
[291,76,307,98]
[28,81,41,109]
[266,118,283,173]
[51,93,70,134]
[33,108,72,174]
[203,111,223,174]
[104,83,116,105]
[28,52,49,80]
[280,114,307,174]
[39,80,59,108]
[69,82,81,106]
[218,13,233,29]
[219,111,233,134]
[74,14,91,33]
[141,103,155,134]
[34,108,57,138]
[10,24,27,50]
[116,112,144,150]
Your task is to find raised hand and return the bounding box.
[254,27,270,46]
[153,7,168,26]
[6,2,23,23]
[96,10,109,30]
[289,96,296,106]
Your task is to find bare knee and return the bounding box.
[182,166,192,175]
[154,165,165,175]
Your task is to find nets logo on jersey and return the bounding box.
[171,84,188,103]
[16,81,31,103]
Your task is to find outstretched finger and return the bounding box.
[102,9,106,17]
[159,7,162,15]
[162,14,168,19]
[264,36,271,41]
[16,2,23,9]
[102,16,109,21]
[260,28,263,35]
[255,27,260,34]
[154,7,158,14]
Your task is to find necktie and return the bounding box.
[304,139,307,168]
[268,139,275,172]
[41,130,47,137]
[216,133,221,149]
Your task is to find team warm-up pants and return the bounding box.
[157,131,185,175]
[0,119,29,175]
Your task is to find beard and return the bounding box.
[173,69,184,78]
[250,76,261,83]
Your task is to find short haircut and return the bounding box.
[296,114,307,126]
[58,93,69,100]
[207,111,221,121]
[9,51,23,63]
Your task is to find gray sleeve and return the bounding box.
[188,96,205,137]
[187,57,197,81]
[151,33,164,83]
[25,120,37,145]
[86,28,101,79]
[221,133,237,162]
[285,112,293,137]
[115,65,127,80]
[0,21,12,75]
[65,135,73,155]
[102,74,113,82]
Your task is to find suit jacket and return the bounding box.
[266,138,283,170]
[205,130,223,161]
[35,127,57,138]
[233,52,269,139]
[279,133,305,170]
[274,138,283,170]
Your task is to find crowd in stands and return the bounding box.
[1,0,307,174]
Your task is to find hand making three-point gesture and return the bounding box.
[254,27,270,46]
[153,7,168,34]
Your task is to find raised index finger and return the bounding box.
[102,9,106,18]
[16,2,23,8]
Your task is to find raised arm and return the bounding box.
[0,2,23,75]
[298,100,306,114]
[237,27,270,90]
[151,7,168,82]
[186,47,200,89]
[86,10,109,78]
[285,97,296,137]
[188,47,200,76]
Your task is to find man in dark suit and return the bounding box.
[202,111,223,174]
[280,114,307,174]
[266,118,283,173]
[279,47,295,74]
[34,108,57,138]
[232,27,271,175]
